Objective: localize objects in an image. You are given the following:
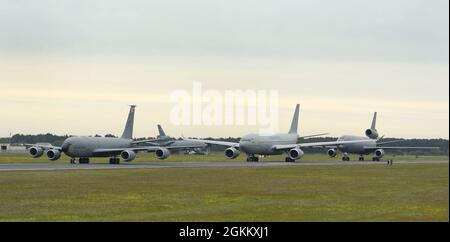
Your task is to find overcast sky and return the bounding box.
[0,0,448,138]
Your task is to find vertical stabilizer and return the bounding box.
[288,104,300,134]
[157,124,167,137]
[121,105,136,139]
[371,112,377,130]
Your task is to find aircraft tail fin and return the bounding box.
[288,104,300,134]
[121,105,136,139]
[371,112,377,130]
[157,124,166,137]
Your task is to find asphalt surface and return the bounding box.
[0,160,447,172]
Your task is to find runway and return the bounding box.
[0,159,447,172]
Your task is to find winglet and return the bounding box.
[121,105,136,139]
[288,104,300,134]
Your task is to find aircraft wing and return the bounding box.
[363,146,440,150]
[92,147,151,156]
[92,145,208,156]
[130,138,172,145]
[299,133,329,139]
[182,138,240,148]
[24,144,62,151]
[376,140,406,145]
[272,140,370,150]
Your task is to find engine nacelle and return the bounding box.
[365,129,379,139]
[288,148,305,160]
[29,147,44,158]
[155,148,171,160]
[327,148,338,157]
[46,149,62,161]
[120,150,137,162]
[374,149,385,158]
[225,147,240,159]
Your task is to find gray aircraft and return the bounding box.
[326,112,439,161]
[142,125,209,155]
[26,106,202,164]
[185,104,369,162]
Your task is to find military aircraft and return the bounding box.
[326,112,439,161]
[141,125,209,155]
[184,104,370,162]
[26,106,203,164]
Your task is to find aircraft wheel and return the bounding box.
[285,157,295,163]
[359,156,364,161]
[246,156,257,162]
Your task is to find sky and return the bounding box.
[0,0,448,139]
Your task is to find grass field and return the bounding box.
[0,162,448,221]
[0,152,448,164]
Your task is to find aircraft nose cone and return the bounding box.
[61,142,71,153]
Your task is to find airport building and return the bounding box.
[0,143,27,153]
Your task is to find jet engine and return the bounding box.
[120,150,137,162]
[46,149,62,161]
[225,147,240,159]
[288,148,305,160]
[327,148,338,157]
[29,147,44,158]
[365,129,379,139]
[155,148,171,160]
[374,149,385,158]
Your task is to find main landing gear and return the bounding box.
[359,155,365,161]
[246,155,259,162]
[342,153,350,161]
[79,158,90,164]
[285,157,296,163]
[109,156,120,164]
[372,157,381,162]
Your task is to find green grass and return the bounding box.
[0,163,448,221]
[0,152,448,164]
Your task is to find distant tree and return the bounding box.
[105,134,117,138]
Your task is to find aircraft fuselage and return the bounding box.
[239,133,298,155]
[61,137,133,158]
[336,135,377,155]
